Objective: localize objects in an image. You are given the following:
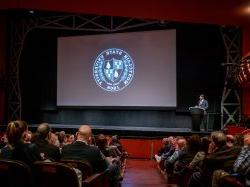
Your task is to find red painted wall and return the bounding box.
[242,26,250,118]
[120,138,162,159]
[0,13,6,125]
[0,0,249,26]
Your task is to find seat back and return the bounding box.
[61,159,93,180]
[0,159,33,187]
[33,161,79,187]
[83,170,110,187]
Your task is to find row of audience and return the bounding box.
[0,121,125,187]
[155,132,250,187]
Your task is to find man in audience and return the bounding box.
[226,134,235,147]
[34,123,61,161]
[155,136,175,163]
[164,137,187,175]
[157,137,172,156]
[61,125,108,173]
[188,131,241,187]
[233,133,250,186]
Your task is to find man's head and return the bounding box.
[226,134,235,147]
[176,138,187,150]
[76,125,92,143]
[37,123,51,140]
[199,94,205,100]
[211,131,227,148]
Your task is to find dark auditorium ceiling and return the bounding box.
[0,0,250,26]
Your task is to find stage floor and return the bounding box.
[27,124,211,137]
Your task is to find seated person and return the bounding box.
[61,125,121,186]
[0,120,41,165]
[233,133,250,186]
[188,131,241,187]
[188,136,211,172]
[108,135,123,156]
[157,137,172,156]
[34,123,61,161]
[155,136,175,163]
[174,135,200,175]
[164,137,187,175]
[96,134,113,157]
[61,125,108,173]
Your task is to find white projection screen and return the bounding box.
[57,29,176,107]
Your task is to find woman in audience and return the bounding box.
[0,120,41,165]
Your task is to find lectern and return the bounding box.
[189,107,204,131]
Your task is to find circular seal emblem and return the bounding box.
[93,48,134,92]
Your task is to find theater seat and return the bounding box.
[33,161,80,187]
[61,159,93,180]
[219,175,245,187]
[0,159,33,187]
[83,170,110,187]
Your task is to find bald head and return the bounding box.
[37,123,51,139]
[177,138,187,150]
[77,125,92,142]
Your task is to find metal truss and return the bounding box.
[220,26,241,129]
[8,14,159,120]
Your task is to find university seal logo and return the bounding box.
[93,48,134,92]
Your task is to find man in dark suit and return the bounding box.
[198,94,208,131]
[61,125,108,173]
[34,123,61,161]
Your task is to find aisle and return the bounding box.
[121,159,176,187]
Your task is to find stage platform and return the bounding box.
[26,124,211,138]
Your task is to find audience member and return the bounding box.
[61,125,108,173]
[0,120,41,165]
[56,130,66,148]
[96,134,111,157]
[188,131,241,187]
[188,136,211,171]
[226,134,235,148]
[173,135,200,175]
[164,137,187,175]
[155,136,175,163]
[0,133,7,149]
[23,130,32,144]
[157,137,171,156]
[34,123,61,161]
[233,133,250,186]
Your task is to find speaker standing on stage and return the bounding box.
[198,94,208,131]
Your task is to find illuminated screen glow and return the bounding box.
[57,29,176,107]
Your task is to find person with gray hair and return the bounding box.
[188,131,241,187]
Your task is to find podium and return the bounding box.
[189,107,204,131]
